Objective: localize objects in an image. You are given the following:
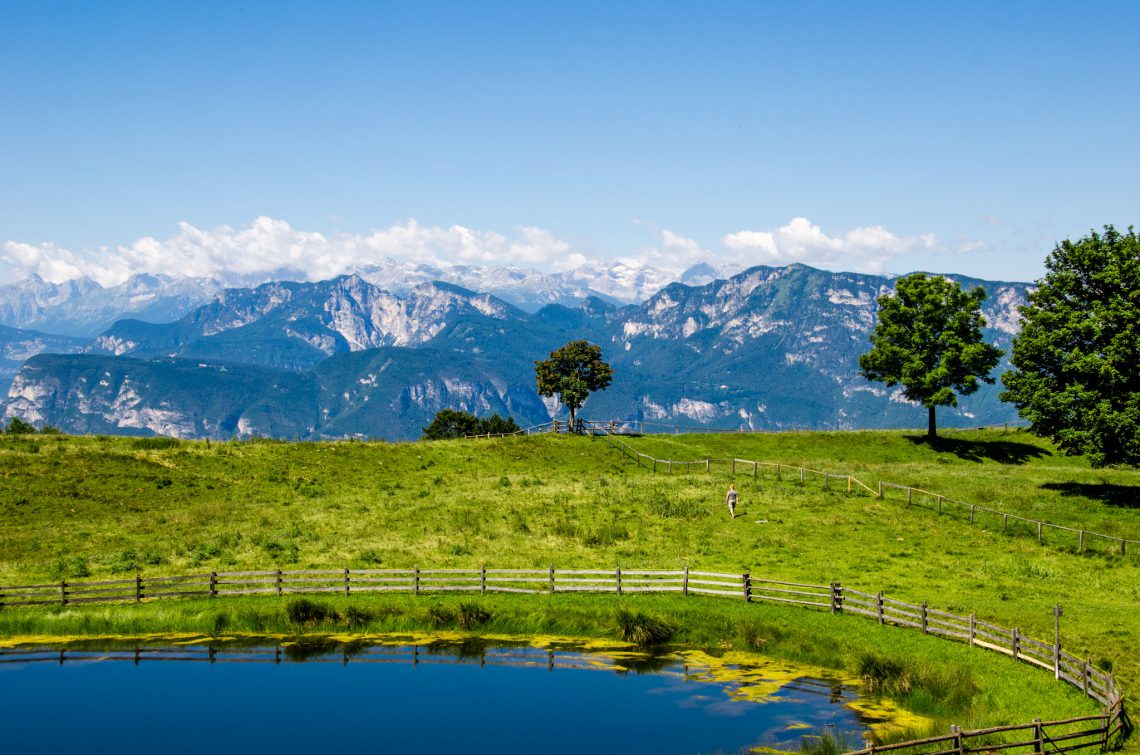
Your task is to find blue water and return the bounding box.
[0,642,867,754]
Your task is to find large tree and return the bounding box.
[1001,225,1140,467]
[859,273,1003,439]
[534,340,613,430]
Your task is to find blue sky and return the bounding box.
[1,0,1137,285]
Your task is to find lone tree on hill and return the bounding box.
[859,273,1003,439]
[1001,225,1140,467]
[535,340,613,431]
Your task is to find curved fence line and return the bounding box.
[600,431,1139,556]
[0,564,1127,752]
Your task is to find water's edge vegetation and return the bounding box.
[0,593,1100,745]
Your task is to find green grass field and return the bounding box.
[0,428,1136,746]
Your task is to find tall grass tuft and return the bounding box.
[285,598,333,626]
[799,728,854,755]
[856,651,977,714]
[615,607,675,646]
[455,602,492,629]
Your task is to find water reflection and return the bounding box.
[0,639,872,754]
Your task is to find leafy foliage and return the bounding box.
[859,274,1003,438]
[4,417,37,435]
[421,410,521,440]
[534,340,613,428]
[1001,226,1140,467]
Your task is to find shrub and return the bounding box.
[615,607,675,646]
[50,555,90,579]
[4,417,36,435]
[286,598,333,625]
[455,603,492,629]
[357,548,383,565]
[427,603,455,628]
[131,437,181,450]
[584,522,628,547]
[339,606,374,628]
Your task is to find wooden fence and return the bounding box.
[601,432,1140,558]
[0,564,1127,752]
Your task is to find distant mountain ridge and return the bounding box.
[3,263,1030,439]
[0,260,733,336]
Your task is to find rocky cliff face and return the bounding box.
[0,325,87,396]
[3,264,1031,439]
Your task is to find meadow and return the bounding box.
[0,428,1136,745]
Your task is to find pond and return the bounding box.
[0,637,893,754]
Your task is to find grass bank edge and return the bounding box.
[0,592,1101,744]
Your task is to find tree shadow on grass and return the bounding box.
[1041,482,1140,510]
[904,435,1052,464]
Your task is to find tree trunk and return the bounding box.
[569,406,576,433]
[927,405,937,439]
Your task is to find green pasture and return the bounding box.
[0,429,1136,746]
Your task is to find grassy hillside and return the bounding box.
[0,428,1136,734]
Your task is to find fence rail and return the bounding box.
[0,564,1127,752]
[600,431,1139,557]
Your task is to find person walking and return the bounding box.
[726,483,738,519]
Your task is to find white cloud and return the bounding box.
[628,229,713,271]
[721,217,937,274]
[1,217,589,286]
[1,215,946,286]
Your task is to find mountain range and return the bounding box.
[1,263,1030,439]
[0,259,738,337]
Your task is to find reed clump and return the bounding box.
[615,606,675,646]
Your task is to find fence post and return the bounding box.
[742,572,751,603]
[937,496,942,515]
[951,725,962,755]
[969,614,976,647]
[732,459,735,474]
[1082,660,1090,696]
[776,464,781,481]
[878,480,883,498]
[906,487,912,506]
[753,461,757,479]
[799,467,804,485]
[210,571,217,598]
[683,565,689,596]
[60,579,67,606]
[344,567,350,596]
[824,474,829,491]
[1053,604,1062,681]
[275,568,282,596]
[829,583,842,614]
[970,505,975,524]
[1003,513,1008,531]
[135,574,142,603]
[1012,628,1020,660]
[1033,718,1043,754]
[413,564,419,596]
[706,459,710,473]
[652,458,657,473]
[548,564,555,594]
[1079,530,1084,553]
[877,591,884,624]
[1038,521,1043,545]
[616,566,622,596]
[480,564,486,595]
[921,601,928,633]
